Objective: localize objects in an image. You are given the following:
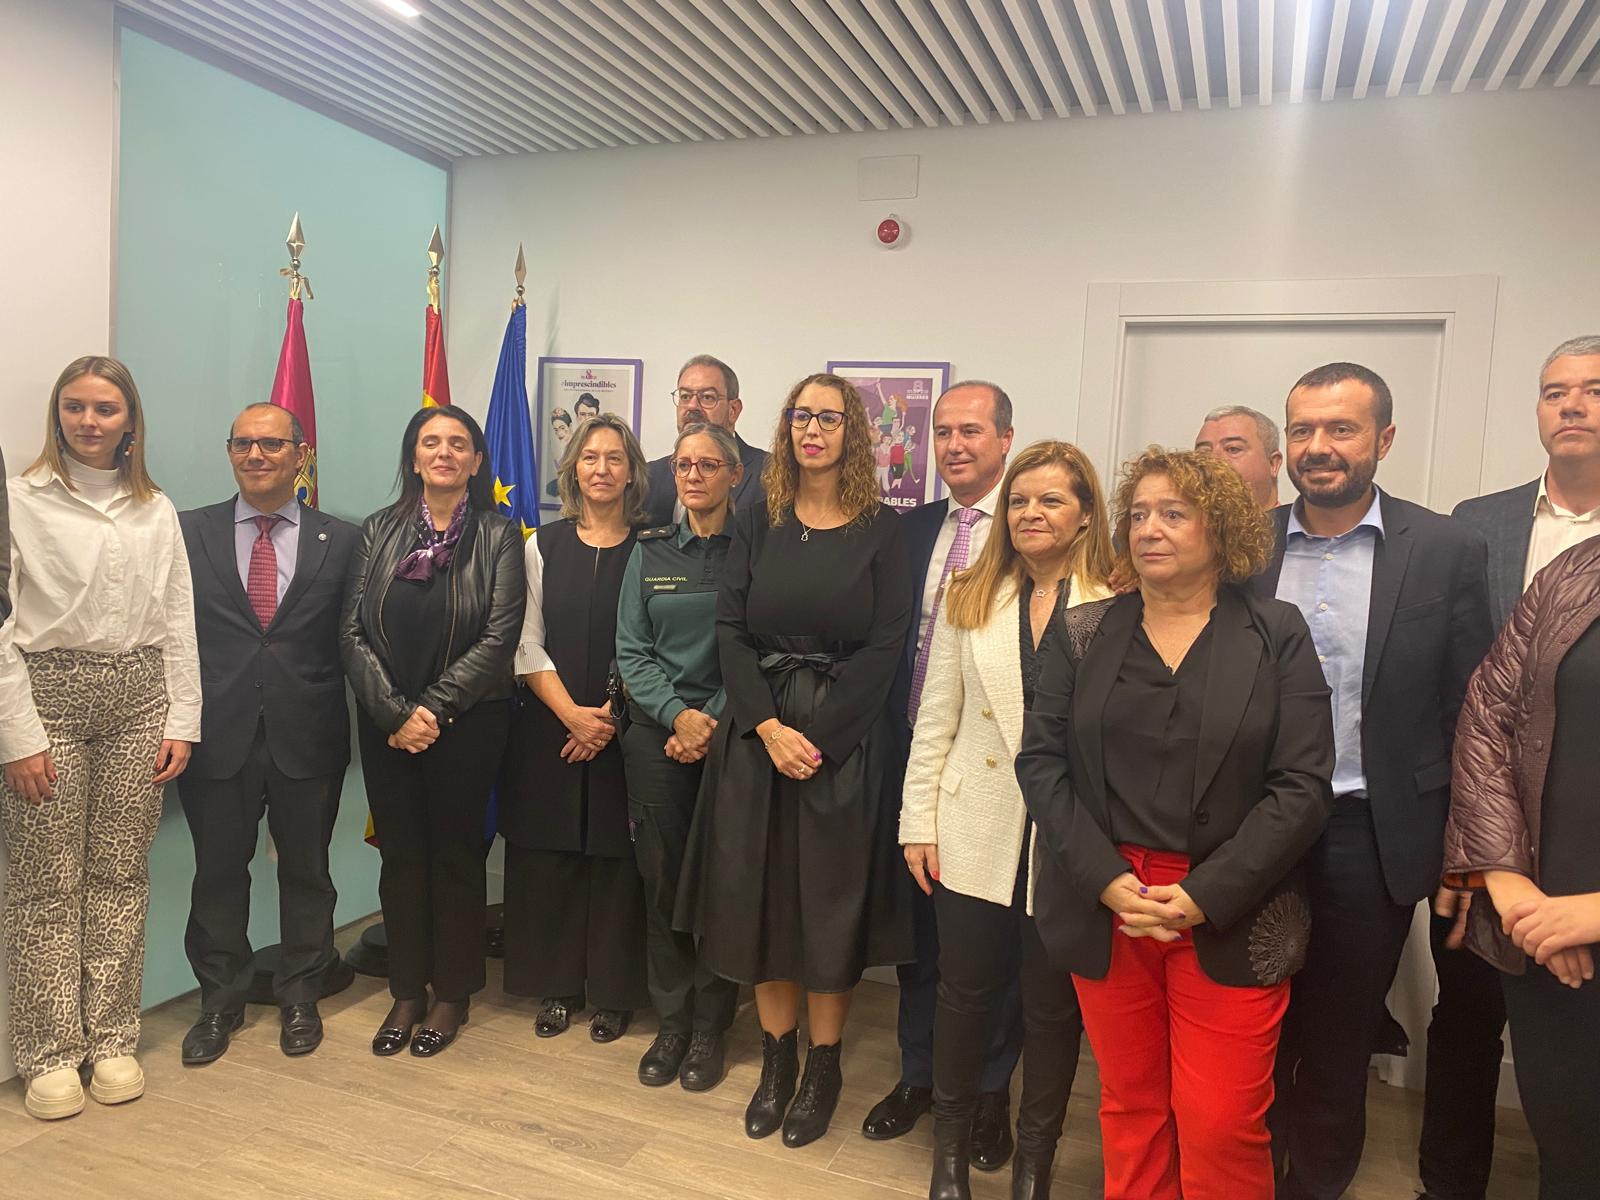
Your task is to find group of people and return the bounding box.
[0,338,1597,1200]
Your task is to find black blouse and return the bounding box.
[1102,621,1215,853]
[379,524,467,700]
[1019,579,1068,712]
[1540,615,1600,896]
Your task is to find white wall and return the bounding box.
[0,0,116,467]
[0,0,116,1086]
[447,84,1600,496]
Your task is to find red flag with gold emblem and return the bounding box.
[269,297,318,506]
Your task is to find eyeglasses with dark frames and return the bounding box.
[786,407,846,432]
[671,457,730,478]
[225,437,296,456]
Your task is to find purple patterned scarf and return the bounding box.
[394,493,469,582]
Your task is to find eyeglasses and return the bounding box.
[786,407,846,431]
[225,437,296,456]
[671,457,730,478]
[671,389,728,408]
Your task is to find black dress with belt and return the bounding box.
[501,518,647,1010]
[675,502,915,991]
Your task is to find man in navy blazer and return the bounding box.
[1428,334,1600,1200]
[176,403,360,1066]
[863,380,1022,1172]
[1256,364,1493,1200]
[641,354,768,526]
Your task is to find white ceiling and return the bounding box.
[118,0,1600,158]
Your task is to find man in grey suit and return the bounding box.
[642,354,768,526]
[1424,333,1600,1200]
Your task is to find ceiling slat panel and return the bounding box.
[928,0,1025,121]
[114,0,1600,159]
[1519,0,1588,84]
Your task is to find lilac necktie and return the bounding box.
[908,506,981,724]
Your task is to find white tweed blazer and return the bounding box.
[899,576,1113,908]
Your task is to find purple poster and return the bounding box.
[827,360,951,511]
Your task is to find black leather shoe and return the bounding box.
[279,1002,323,1057]
[680,1031,726,1092]
[411,1001,469,1058]
[745,1029,799,1139]
[862,1081,933,1140]
[1010,1149,1055,1200]
[638,1033,690,1086]
[971,1090,1014,1172]
[372,997,427,1057]
[182,1011,244,1066]
[535,996,581,1038]
[590,1009,630,1044]
[929,1114,973,1200]
[782,1040,843,1149]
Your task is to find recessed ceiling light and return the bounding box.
[375,0,421,18]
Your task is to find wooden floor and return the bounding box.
[0,928,1539,1199]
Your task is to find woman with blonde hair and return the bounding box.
[677,373,914,1148]
[0,356,200,1119]
[900,440,1115,1200]
[504,412,651,1044]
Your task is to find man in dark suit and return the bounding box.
[1423,333,1600,1200]
[641,354,767,526]
[1257,363,1493,1200]
[862,380,1023,1172]
[176,402,359,1064]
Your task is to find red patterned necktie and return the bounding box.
[247,514,285,627]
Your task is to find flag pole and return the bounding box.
[427,223,444,312]
[281,212,312,301]
[513,242,526,309]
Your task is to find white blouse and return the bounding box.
[513,534,555,677]
[0,462,202,762]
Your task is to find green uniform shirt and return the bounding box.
[616,521,730,731]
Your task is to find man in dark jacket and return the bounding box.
[642,354,767,526]
[176,403,359,1064]
[1256,363,1493,1200]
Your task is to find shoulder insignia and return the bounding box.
[638,524,678,541]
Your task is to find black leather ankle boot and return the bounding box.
[744,1029,799,1139]
[1010,1148,1055,1200]
[929,1112,973,1200]
[782,1040,843,1148]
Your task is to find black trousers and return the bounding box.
[1418,908,1508,1200]
[621,718,737,1036]
[897,882,1025,1092]
[503,844,648,1012]
[356,701,507,1003]
[178,720,342,1012]
[933,874,1082,1156]
[1271,796,1416,1200]
[1503,962,1600,1200]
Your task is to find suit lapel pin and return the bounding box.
[318,531,328,541]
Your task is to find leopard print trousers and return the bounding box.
[0,647,167,1081]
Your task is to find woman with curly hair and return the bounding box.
[676,372,914,1149]
[1015,447,1334,1200]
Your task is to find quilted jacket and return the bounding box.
[1444,536,1600,972]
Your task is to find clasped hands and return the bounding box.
[560,702,617,763]
[664,708,717,764]
[1477,874,1600,989]
[387,705,440,754]
[1099,872,1207,941]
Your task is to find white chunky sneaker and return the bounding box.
[89,1055,145,1105]
[24,1067,85,1120]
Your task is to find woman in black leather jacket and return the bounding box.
[341,405,525,1059]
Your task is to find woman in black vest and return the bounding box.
[504,411,650,1043]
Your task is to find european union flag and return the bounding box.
[484,303,539,541]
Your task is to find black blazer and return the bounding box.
[179,499,359,780]
[1017,587,1334,988]
[887,498,951,752]
[642,434,769,527]
[1250,491,1494,905]
[1451,479,1540,633]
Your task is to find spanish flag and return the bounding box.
[268,297,318,506]
[422,301,452,408]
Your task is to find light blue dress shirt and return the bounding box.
[1276,488,1384,798]
[233,495,300,604]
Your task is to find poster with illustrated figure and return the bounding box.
[535,357,643,512]
[827,360,950,511]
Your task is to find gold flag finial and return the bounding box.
[280,212,312,301]
[513,243,526,308]
[426,224,444,312]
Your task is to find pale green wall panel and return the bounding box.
[115,27,449,1007]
